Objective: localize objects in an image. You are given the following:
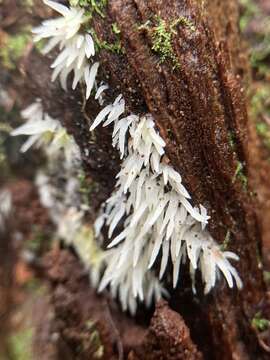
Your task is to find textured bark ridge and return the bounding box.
[6,0,269,359]
[141,300,203,360]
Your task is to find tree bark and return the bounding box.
[1,0,270,359]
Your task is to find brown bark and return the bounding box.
[1,0,270,359]
[141,300,203,360]
[89,1,267,358]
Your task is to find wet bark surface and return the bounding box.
[89,1,268,359]
[1,0,270,359]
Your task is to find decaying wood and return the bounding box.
[142,300,203,360]
[2,0,270,359]
[89,1,268,358]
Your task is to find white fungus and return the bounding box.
[90,99,243,296]
[12,0,243,314]
[12,101,167,314]
[33,0,98,98]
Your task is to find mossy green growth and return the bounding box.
[228,131,237,150]
[239,0,259,32]
[232,161,248,190]
[139,15,195,69]
[151,17,179,68]
[256,122,270,150]
[34,39,46,53]
[252,312,270,332]
[70,0,107,18]
[8,328,33,360]
[0,32,30,69]
[112,23,121,35]
[251,84,270,118]
[240,0,270,76]
[251,85,270,154]
[250,36,270,76]
[89,28,124,55]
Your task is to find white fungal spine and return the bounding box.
[90,96,243,295]
[33,0,99,98]
[12,101,166,315]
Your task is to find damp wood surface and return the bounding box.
[0,0,270,359]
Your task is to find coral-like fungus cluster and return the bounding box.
[11,0,242,314]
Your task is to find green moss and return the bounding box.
[8,329,33,360]
[232,161,248,190]
[138,15,195,69]
[228,131,237,150]
[69,2,123,54]
[250,85,270,154]
[0,32,30,69]
[256,122,270,151]
[151,17,179,68]
[251,85,270,118]
[251,37,270,75]
[256,122,268,136]
[112,23,121,35]
[34,39,47,53]
[239,0,259,32]
[89,28,124,54]
[252,312,270,332]
[240,0,270,76]
[70,0,107,18]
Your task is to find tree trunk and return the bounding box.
[1,0,270,359]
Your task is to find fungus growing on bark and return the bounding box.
[11,0,243,315]
[33,0,99,98]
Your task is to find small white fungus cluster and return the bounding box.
[33,0,99,99]
[12,100,166,314]
[12,0,243,315]
[11,100,80,168]
[90,97,243,295]
[12,101,105,289]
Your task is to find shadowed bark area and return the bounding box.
[2,0,270,359]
